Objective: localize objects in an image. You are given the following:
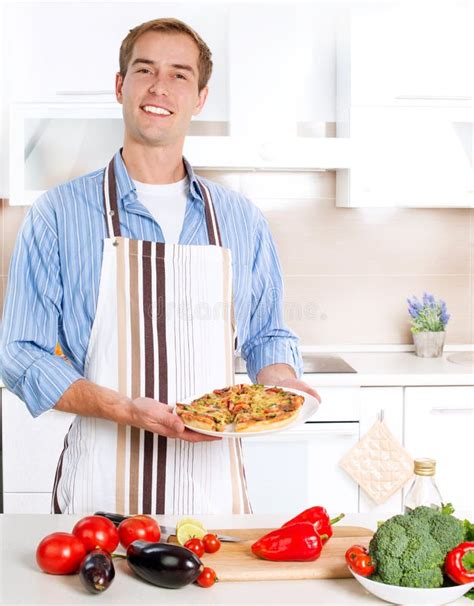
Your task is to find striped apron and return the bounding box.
[52,155,252,515]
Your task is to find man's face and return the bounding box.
[116,31,208,147]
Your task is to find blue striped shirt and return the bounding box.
[0,150,303,418]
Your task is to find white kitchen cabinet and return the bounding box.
[2,2,350,200]
[404,386,474,515]
[337,106,474,208]
[2,389,75,512]
[337,4,473,108]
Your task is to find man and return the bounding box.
[0,18,319,515]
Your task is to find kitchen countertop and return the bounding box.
[0,513,469,605]
[1,351,473,391]
[236,351,474,387]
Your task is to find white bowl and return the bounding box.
[350,569,474,605]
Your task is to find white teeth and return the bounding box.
[143,105,171,116]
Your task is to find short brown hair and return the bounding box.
[119,18,213,91]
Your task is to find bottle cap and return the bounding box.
[414,458,436,476]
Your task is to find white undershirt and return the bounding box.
[133,176,189,244]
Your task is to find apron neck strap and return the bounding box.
[196,179,222,247]
[103,156,222,246]
[103,157,121,238]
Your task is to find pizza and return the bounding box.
[176,384,304,433]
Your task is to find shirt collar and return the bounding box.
[112,148,204,206]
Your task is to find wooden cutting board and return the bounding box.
[169,525,373,582]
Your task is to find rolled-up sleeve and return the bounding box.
[240,212,303,383]
[0,199,83,417]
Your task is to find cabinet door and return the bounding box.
[339,106,474,208]
[347,4,472,106]
[2,389,75,494]
[404,387,473,515]
[242,422,359,516]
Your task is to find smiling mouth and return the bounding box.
[141,105,173,117]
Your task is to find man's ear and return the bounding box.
[115,72,124,104]
[192,86,208,116]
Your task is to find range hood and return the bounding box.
[184,134,350,171]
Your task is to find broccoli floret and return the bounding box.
[400,568,444,588]
[368,507,458,589]
[408,505,465,555]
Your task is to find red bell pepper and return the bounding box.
[445,542,474,585]
[345,544,375,577]
[282,506,345,544]
[251,522,326,562]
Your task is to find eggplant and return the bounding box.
[127,541,202,589]
[93,511,129,527]
[79,549,115,594]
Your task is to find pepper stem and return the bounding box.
[330,513,345,526]
[320,534,329,541]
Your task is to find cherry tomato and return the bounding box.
[118,515,161,549]
[36,532,87,575]
[345,544,375,577]
[196,566,218,588]
[184,538,205,558]
[203,533,221,554]
[72,515,119,553]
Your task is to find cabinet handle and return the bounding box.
[431,407,473,414]
[395,95,472,101]
[56,90,115,96]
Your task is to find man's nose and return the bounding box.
[149,75,168,96]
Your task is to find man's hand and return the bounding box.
[55,380,221,442]
[275,378,321,403]
[256,363,322,403]
[130,397,222,443]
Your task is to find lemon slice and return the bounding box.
[176,523,206,546]
[176,517,205,531]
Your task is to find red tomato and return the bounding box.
[202,533,221,554]
[345,544,375,577]
[72,515,119,553]
[196,566,218,588]
[118,515,161,549]
[184,538,205,558]
[36,532,87,575]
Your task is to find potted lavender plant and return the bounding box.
[406,293,450,357]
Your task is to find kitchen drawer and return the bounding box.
[242,422,360,515]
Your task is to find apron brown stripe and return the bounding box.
[116,238,127,513]
[142,240,154,513]
[129,239,141,514]
[155,242,168,513]
[107,158,121,237]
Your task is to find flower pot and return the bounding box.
[412,331,446,358]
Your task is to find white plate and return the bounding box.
[350,570,474,605]
[173,385,319,438]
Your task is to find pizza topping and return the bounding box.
[177,384,304,433]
